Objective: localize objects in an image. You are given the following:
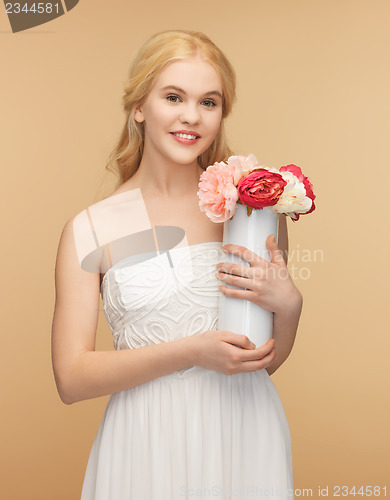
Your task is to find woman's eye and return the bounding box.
[166,95,217,107]
[166,94,180,103]
[202,99,217,107]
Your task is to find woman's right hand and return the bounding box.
[191,330,276,375]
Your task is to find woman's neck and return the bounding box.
[131,152,204,198]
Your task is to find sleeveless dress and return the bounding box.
[80,241,294,500]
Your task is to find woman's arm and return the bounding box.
[266,214,302,375]
[51,216,196,405]
[265,292,302,376]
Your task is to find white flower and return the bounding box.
[271,171,313,215]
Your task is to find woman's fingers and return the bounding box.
[239,349,276,373]
[220,331,257,350]
[220,332,275,356]
[240,338,275,361]
[235,338,276,373]
[221,244,270,268]
[222,334,276,374]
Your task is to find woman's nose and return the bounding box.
[180,103,201,124]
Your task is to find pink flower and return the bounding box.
[279,164,316,221]
[197,161,241,223]
[237,168,287,209]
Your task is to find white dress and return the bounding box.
[80,241,294,500]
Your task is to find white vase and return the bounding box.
[218,203,279,348]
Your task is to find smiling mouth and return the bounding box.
[170,132,200,140]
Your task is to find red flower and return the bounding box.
[280,164,316,220]
[237,168,287,209]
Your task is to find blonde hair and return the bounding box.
[105,29,237,188]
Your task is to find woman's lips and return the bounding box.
[170,132,200,145]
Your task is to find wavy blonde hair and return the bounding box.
[105,29,237,189]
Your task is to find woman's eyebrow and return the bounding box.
[160,85,222,98]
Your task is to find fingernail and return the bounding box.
[251,342,256,349]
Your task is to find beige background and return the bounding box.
[1,0,389,498]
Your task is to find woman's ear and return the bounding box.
[134,105,145,123]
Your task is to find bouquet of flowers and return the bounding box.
[197,153,316,347]
[197,153,316,222]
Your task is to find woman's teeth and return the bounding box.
[172,133,198,140]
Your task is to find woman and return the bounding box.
[52,29,302,499]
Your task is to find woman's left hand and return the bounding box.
[215,235,301,316]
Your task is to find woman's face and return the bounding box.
[134,56,223,167]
